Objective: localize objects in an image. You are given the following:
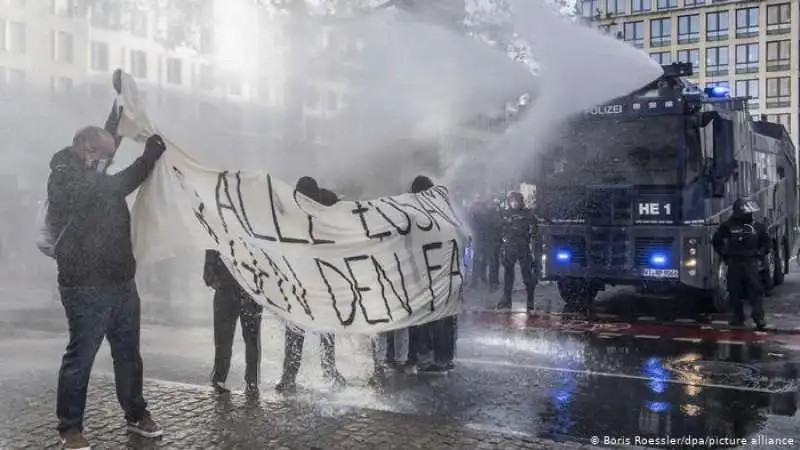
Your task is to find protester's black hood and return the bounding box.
[50,147,82,171]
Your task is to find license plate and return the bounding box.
[642,268,679,278]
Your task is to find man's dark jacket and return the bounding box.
[47,148,158,287]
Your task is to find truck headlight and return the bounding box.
[684,258,697,268]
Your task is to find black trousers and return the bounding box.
[487,246,500,287]
[56,281,148,432]
[281,326,338,383]
[727,261,765,323]
[501,249,537,307]
[211,286,263,386]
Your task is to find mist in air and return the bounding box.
[0,0,662,387]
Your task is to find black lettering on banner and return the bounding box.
[233,171,277,242]
[385,197,434,231]
[235,238,286,312]
[417,191,460,230]
[194,202,219,244]
[447,238,464,305]
[422,241,443,312]
[215,171,248,234]
[431,187,465,228]
[352,201,391,240]
[267,174,310,244]
[252,246,292,312]
[306,214,334,245]
[281,255,314,320]
[375,199,412,236]
[344,255,391,324]
[413,195,441,231]
[371,253,413,316]
[172,166,220,244]
[315,258,359,326]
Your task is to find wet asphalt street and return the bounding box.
[0,262,798,448]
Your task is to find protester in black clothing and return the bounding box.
[486,200,503,289]
[407,175,458,375]
[49,128,165,450]
[276,179,346,393]
[497,191,538,313]
[204,250,263,398]
[712,198,770,329]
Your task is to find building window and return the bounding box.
[631,0,650,13]
[656,0,677,10]
[766,77,790,108]
[677,49,700,72]
[89,41,108,71]
[605,0,625,15]
[130,50,147,79]
[581,0,599,18]
[735,7,759,38]
[53,31,73,64]
[91,5,121,29]
[228,82,241,96]
[705,46,728,76]
[51,0,76,17]
[166,58,182,85]
[650,18,671,47]
[767,113,791,134]
[198,64,214,90]
[8,21,26,54]
[684,0,704,6]
[650,51,672,65]
[258,77,271,104]
[624,21,644,48]
[735,43,759,74]
[131,9,148,38]
[706,11,729,41]
[766,40,790,72]
[735,79,759,108]
[677,14,699,44]
[766,4,791,35]
[50,76,73,94]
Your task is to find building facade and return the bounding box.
[580,0,800,149]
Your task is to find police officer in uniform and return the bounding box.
[204,250,263,398]
[497,191,538,313]
[712,198,769,330]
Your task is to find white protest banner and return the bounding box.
[116,73,468,334]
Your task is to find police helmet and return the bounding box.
[733,198,759,215]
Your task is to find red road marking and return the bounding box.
[461,311,800,346]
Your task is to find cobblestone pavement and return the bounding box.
[0,375,633,450]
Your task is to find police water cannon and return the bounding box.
[536,55,798,313]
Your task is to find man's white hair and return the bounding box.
[72,126,113,153]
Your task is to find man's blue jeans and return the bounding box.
[56,281,149,432]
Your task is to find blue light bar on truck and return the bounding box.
[704,85,730,98]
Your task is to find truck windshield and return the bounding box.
[543,116,683,186]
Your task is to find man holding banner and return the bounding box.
[47,127,166,449]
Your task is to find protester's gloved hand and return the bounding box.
[144,134,166,161]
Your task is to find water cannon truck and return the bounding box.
[535,62,798,311]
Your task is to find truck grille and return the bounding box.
[635,237,675,267]
[587,189,633,225]
[588,230,629,268]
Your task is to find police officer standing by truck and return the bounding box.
[712,198,770,330]
[496,191,538,313]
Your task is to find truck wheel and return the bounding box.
[558,279,598,309]
[710,261,729,313]
[774,241,785,286]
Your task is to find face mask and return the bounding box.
[87,159,111,173]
